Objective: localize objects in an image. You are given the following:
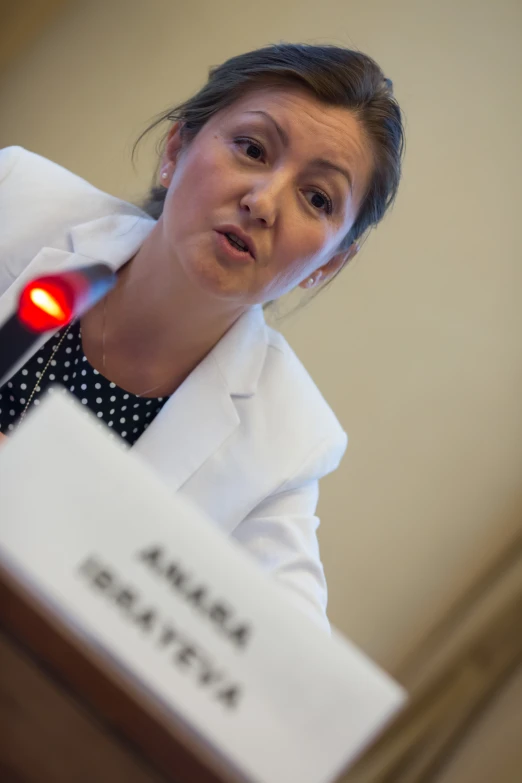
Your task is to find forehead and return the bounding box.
[216,86,373,198]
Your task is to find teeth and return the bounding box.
[226,233,248,251]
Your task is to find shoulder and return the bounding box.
[255,322,348,481]
[1,145,103,197]
[0,145,139,218]
[0,146,146,278]
[0,145,23,181]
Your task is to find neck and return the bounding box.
[85,220,248,397]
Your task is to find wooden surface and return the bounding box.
[0,559,243,783]
[0,630,167,783]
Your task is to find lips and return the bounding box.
[214,231,255,264]
[216,225,256,260]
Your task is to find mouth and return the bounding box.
[215,226,257,260]
[214,230,256,263]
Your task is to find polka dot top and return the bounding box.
[0,319,169,445]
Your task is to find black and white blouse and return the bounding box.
[0,319,169,445]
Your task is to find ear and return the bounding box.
[298,242,359,289]
[159,121,184,184]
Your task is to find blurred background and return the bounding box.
[1,0,521,677]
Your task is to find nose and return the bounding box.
[239,174,286,227]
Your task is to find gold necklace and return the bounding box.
[18,321,75,425]
[17,293,166,424]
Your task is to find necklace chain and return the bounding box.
[17,292,166,424]
[18,321,75,425]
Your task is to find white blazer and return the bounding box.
[0,146,347,631]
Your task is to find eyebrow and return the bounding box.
[245,109,353,192]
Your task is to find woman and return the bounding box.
[0,44,404,630]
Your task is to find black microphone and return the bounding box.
[0,264,116,384]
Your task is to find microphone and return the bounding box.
[0,264,116,384]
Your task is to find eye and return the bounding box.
[234,137,266,161]
[234,137,334,215]
[307,190,333,215]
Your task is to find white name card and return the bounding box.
[0,393,405,783]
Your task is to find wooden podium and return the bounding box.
[0,558,240,783]
[3,529,522,783]
[0,394,406,783]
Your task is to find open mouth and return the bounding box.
[224,232,251,255]
[214,231,255,263]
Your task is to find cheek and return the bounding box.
[168,146,224,218]
[275,225,329,278]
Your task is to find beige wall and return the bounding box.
[1,0,521,672]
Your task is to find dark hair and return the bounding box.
[135,42,404,256]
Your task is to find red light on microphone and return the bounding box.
[0,264,116,385]
[18,278,75,332]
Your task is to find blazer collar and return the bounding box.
[132,306,268,491]
[0,213,155,384]
[1,211,270,492]
[211,305,267,398]
[1,212,268,397]
[72,214,269,397]
[72,214,269,398]
[70,213,156,268]
[0,213,155,322]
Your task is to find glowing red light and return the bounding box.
[18,278,74,332]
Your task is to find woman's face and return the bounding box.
[160,86,374,305]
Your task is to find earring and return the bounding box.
[161,171,168,180]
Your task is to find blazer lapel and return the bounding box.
[132,306,268,492]
[132,353,240,492]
